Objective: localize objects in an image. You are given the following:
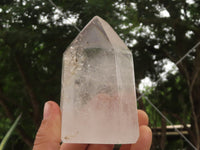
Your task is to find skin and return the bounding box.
[33,101,152,150]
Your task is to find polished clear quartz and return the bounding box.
[60,16,139,144]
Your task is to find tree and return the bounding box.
[142,73,192,149]
[133,0,200,148]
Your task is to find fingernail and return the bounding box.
[43,102,51,120]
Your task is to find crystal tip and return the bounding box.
[91,16,104,22]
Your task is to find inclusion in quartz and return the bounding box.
[60,16,139,144]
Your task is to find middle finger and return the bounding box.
[60,143,88,150]
[87,144,114,150]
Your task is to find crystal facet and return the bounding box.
[60,16,139,144]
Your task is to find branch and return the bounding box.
[190,48,200,91]
[190,67,200,91]
[177,62,190,83]
[17,127,33,147]
[189,90,200,149]
[188,46,200,148]
[162,48,177,63]
[0,88,17,106]
[14,56,40,126]
[0,98,13,120]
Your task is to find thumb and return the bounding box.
[33,101,61,150]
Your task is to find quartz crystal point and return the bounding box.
[60,16,139,144]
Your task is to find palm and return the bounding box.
[33,101,152,150]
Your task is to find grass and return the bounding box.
[0,114,22,150]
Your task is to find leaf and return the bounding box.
[0,114,22,150]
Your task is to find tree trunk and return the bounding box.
[190,83,200,149]
[160,117,166,150]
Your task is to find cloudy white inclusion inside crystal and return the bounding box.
[60,16,139,144]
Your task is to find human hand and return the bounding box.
[33,101,152,150]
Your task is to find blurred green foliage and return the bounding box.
[0,0,200,149]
